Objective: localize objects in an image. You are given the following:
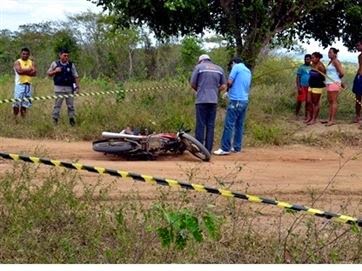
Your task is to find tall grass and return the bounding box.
[0,56,359,146]
[0,164,360,263]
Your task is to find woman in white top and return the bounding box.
[325,47,344,126]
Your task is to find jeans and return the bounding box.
[220,100,248,152]
[195,103,217,152]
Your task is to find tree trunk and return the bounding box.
[128,48,133,78]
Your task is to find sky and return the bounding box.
[0,0,102,30]
[0,0,359,64]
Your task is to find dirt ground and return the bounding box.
[0,135,361,223]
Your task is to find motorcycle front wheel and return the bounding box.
[92,139,134,154]
[180,133,211,162]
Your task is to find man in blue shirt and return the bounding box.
[214,57,252,155]
[295,54,311,119]
[190,54,227,153]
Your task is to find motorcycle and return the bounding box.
[92,128,211,161]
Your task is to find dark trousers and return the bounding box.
[195,103,217,152]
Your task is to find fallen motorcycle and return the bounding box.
[92,128,211,161]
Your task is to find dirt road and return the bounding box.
[0,136,361,220]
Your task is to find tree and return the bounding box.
[180,36,204,73]
[90,0,362,69]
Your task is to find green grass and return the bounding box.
[0,164,361,263]
[0,56,359,146]
[1,56,362,263]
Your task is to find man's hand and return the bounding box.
[54,67,62,73]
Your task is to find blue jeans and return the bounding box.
[220,100,248,152]
[195,103,217,152]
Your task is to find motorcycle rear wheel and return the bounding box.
[93,139,133,154]
[180,133,211,161]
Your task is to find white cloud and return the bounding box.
[0,0,102,31]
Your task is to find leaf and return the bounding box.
[175,230,188,249]
[203,212,221,240]
[185,213,203,242]
[156,227,173,248]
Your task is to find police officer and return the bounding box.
[47,48,80,126]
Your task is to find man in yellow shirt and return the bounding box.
[13,47,37,118]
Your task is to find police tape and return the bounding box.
[0,84,183,105]
[0,150,361,228]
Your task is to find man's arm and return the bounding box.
[74,77,80,92]
[190,67,198,91]
[47,62,61,77]
[227,79,233,89]
[29,61,37,77]
[14,60,33,75]
[296,75,301,89]
[358,54,362,76]
[72,64,80,91]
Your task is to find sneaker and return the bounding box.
[69,118,76,126]
[213,148,230,155]
[231,147,240,153]
[53,118,58,125]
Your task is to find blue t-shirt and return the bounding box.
[297,64,311,87]
[228,63,252,101]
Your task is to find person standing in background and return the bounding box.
[325,47,344,126]
[13,47,37,119]
[306,52,326,125]
[47,48,80,126]
[296,54,311,120]
[190,54,227,153]
[352,41,362,125]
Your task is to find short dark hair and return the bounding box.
[231,57,243,64]
[21,47,30,53]
[305,54,311,58]
[59,48,70,54]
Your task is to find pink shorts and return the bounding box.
[326,83,341,92]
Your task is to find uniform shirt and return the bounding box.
[47,61,79,92]
[190,60,226,104]
[228,63,252,101]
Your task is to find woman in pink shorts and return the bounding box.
[325,48,344,126]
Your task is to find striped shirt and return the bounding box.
[190,60,226,104]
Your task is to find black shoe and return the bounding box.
[53,118,58,125]
[69,118,76,126]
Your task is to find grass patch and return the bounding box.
[0,163,361,263]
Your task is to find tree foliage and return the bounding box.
[91,0,362,68]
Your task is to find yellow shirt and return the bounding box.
[15,59,33,84]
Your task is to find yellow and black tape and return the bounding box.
[0,150,361,228]
[0,84,183,105]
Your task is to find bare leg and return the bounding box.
[304,91,312,123]
[326,91,338,126]
[307,93,321,125]
[296,101,302,118]
[13,106,20,116]
[355,95,361,123]
[20,107,27,118]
